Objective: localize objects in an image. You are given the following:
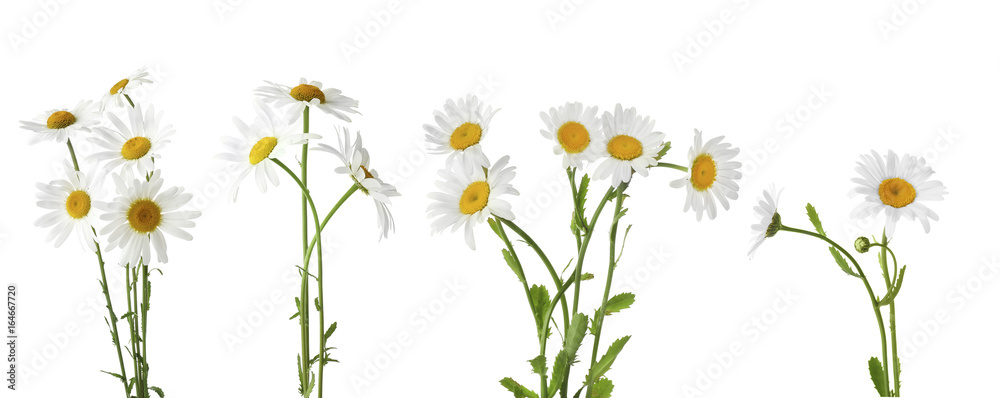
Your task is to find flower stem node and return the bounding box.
[855,236,872,253]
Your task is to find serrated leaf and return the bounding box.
[586,336,631,385]
[654,141,672,161]
[500,377,539,398]
[529,285,551,329]
[878,265,907,306]
[868,357,888,397]
[805,203,826,236]
[613,225,632,266]
[603,293,635,316]
[548,351,571,397]
[529,354,547,375]
[101,370,125,381]
[323,322,338,341]
[565,313,588,359]
[314,297,322,311]
[830,247,860,278]
[148,385,164,397]
[502,249,526,283]
[590,378,614,398]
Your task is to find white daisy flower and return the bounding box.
[423,94,498,174]
[850,150,947,237]
[748,186,782,259]
[101,66,153,110]
[100,170,200,266]
[34,166,101,251]
[593,104,665,188]
[88,104,174,182]
[19,100,101,145]
[314,128,400,239]
[539,102,603,169]
[669,130,743,221]
[255,78,359,123]
[427,155,519,250]
[216,100,320,201]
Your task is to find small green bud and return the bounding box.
[855,236,872,253]
[582,273,595,281]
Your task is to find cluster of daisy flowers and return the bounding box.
[20,66,198,398]
[423,96,744,398]
[216,78,398,397]
[748,150,947,397]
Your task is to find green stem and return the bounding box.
[655,162,689,172]
[584,185,627,398]
[274,157,336,398]
[140,260,149,397]
[124,94,135,108]
[563,168,582,398]
[876,234,900,396]
[497,218,570,335]
[571,187,616,317]
[299,107,312,396]
[303,186,359,270]
[781,225,890,395]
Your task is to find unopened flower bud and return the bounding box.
[855,236,872,253]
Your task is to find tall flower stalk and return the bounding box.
[222,79,393,397]
[425,99,744,397]
[748,150,946,396]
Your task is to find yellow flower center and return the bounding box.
[110,78,129,95]
[65,190,91,219]
[127,199,161,233]
[289,84,326,103]
[690,154,717,191]
[449,122,482,151]
[360,165,375,179]
[121,137,152,160]
[249,136,278,165]
[878,178,916,208]
[459,181,490,215]
[557,122,590,154]
[607,135,643,161]
[46,111,76,129]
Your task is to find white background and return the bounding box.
[2,0,998,397]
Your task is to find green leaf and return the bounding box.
[548,314,590,397]
[878,265,907,306]
[830,247,860,278]
[503,249,526,283]
[529,354,547,375]
[314,297,322,311]
[590,378,614,398]
[500,377,539,398]
[548,351,571,397]
[654,141,672,161]
[578,174,590,208]
[148,385,165,398]
[805,203,826,236]
[581,273,594,281]
[603,293,635,316]
[101,370,125,381]
[529,285,551,329]
[586,336,631,385]
[488,218,503,239]
[868,357,888,397]
[613,225,632,266]
[323,322,338,341]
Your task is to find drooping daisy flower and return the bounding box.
[101,66,153,110]
[427,155,519,250]
[748,186,782,259]
[593,104,665,188]
[255,78,359,123]
[19,101,101,145]
[314,128,400,239]
[539,102,603,169]
[423,94,499,174]
[34,166,100,251]
[850,150,947,237]
[100,170,199,266]
[216,100,320,201]
[669,130,743,221]
[88,104,174,182]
